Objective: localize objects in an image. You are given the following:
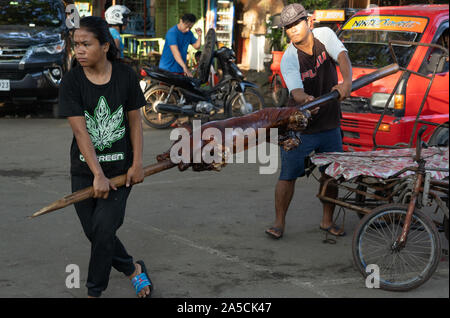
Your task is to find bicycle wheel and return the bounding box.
[140,85,179,129]
[270,74,288,107]
[352,203,441,291]
[226,87,264,118]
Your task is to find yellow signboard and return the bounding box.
[75,2,92,18]
[314,10,345,22]
[343,16,428,33]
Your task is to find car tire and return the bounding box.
[52,103,60,118]
[428,124,449,146]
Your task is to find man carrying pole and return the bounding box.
[265,3,353,239]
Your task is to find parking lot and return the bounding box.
[0,108,448,299]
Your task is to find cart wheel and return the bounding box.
[352,203,441,291]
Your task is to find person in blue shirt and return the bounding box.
[159,13,202,77]
[105,5,130,59]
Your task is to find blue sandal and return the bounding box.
[131,260,153,298]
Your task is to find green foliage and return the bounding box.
[266,16,287,51]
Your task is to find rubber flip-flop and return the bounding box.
[132,260,153,298]
[319,224,346,237]
[265,227,284,239]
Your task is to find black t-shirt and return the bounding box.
[285,31,344,134]
[58,61,146,178]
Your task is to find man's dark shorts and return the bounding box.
[279,127,343,180]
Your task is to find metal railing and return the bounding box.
[372,40,449,150]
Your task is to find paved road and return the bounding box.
[0,118,448,298]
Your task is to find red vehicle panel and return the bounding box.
[337,5,449,151]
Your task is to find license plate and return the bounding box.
[0,79,10,91]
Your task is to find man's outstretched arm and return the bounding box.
[333,51,352,100]
[169,44,192,77]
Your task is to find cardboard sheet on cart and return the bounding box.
[311,147,449,181]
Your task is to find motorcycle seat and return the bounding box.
[147,67,203,89]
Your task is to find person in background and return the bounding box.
[159,13,202,77]
[265,3,352,239]
[105,5,130,59]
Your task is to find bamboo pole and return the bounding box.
[31,63,400,219]
[30,160,176,218]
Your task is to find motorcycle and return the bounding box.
[268,51,289,107]
[139,29,265,129]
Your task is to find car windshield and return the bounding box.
[339,29,419,68]
[0,0,63,28]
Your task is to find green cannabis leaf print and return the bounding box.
[84,96,125,151]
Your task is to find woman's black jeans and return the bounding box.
[72,175,136,297]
